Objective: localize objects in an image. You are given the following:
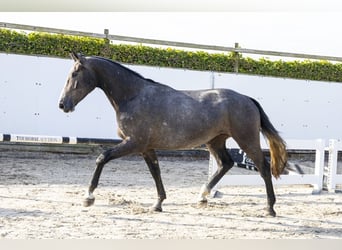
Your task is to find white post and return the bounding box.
[313,139,325,193]
[210,71,215,89]
[327,139,338,192]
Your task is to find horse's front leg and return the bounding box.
[142,149,166,212]
[83,140,138,207]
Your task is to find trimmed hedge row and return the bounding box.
[1,29,341,82]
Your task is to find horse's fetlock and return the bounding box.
[200,184,210,197]
[198,184,210,203]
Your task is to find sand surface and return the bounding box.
[0,150,341,239]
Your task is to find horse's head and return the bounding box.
[59,52,97,113]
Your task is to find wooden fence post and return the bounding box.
[234,42,239,73]
[102,28,110,56]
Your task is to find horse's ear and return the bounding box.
[70,52,79,62]
[70,52,86,64]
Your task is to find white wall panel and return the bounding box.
[0,54,117,139]
[1,53,341,140]
[214,73,342,140]
[0,54,211,139]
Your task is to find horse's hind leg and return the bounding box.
[261,159,277,216]
[142,149,166,212]
[199,136,234,203]
[238,142,277,217]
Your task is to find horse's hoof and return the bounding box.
[269,212,276,217]
[267,209,276,217]
[198,198,208,204]
[150,206,162,212]
[83,197,95,207]
[197,199,208,207]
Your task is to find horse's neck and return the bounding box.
[93,60,144,111]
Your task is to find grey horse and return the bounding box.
[59,52,287,216]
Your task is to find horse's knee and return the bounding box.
[96,153,105,165]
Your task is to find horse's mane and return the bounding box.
[91,56,157,84]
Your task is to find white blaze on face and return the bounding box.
[58,67,74,107]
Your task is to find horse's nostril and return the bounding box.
[59,102,64,109]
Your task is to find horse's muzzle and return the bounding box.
[59,99,75,113]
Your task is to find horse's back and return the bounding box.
[150,86,260,148]
[183,88,262,138]
[144,85,261,133]
[183,88,258,117]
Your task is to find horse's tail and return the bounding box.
[250,98,288,179]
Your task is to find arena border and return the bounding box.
[0,133,210,159]
[0,133,121,145]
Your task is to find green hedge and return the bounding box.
[1,29,341,82]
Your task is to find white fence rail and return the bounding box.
[327,139,342,192]
[1,22,342,62]
[209,139,326,194]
